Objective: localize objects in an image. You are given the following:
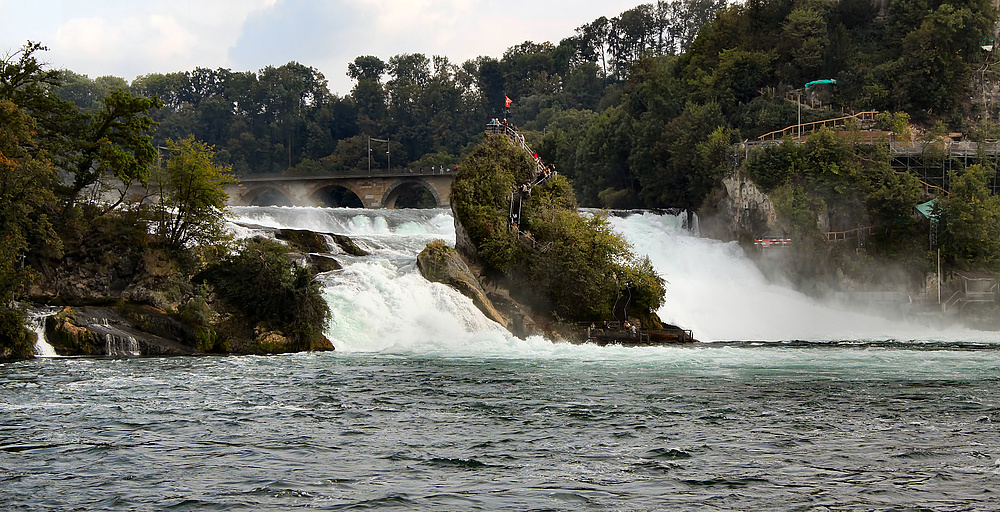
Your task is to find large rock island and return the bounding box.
[418,132,683,343]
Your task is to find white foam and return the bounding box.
[607,212,1000,343]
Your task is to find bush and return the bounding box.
[202,238,330,349]
[0,305,33,361]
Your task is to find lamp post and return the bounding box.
[369,137,389,174]
[982,38,994,123]
[798,91,801,139]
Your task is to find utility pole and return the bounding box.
[370,137,389,173]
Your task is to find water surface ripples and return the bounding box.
[3,346,1000,511]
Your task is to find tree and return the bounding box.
[452,134,665,321]
[348,56,387,128]
[777,3,829,85]
[0,41,64,115]
[1,42,163,213]
[203,237,330,348]
[151,136,236,248]
[0,100,59,357]
[890,0,997,117]
[63,89,164,213]
[939,164,1000,270]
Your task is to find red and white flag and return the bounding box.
[505,96,513,108]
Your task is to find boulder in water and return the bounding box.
[417,240,539,338]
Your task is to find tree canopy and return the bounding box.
[452,134,665,322]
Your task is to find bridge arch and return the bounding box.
[308,185,364,208]
[234,185,294,206]
[381,177,443,208]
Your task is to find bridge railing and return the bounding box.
[237,166,458,182]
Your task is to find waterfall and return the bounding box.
[103,333,140,357]
[229,207,531,355]
[28,310,58,357]
[135,206,1000,352]
[604,211,1000,343]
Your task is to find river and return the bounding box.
[3,207,999,511]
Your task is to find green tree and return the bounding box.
[151,136,236,248]
[2,43,163,212]
[62,89,164,213]
[777,2,829,85]
[452,134,665,321]
[347,55,387,128]
[939,164,1000,270]
[0,100,59,358]
[891,0,997,117]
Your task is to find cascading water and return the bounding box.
[228,206,1000,350]
[27,309,58,357]
[230,207,554,356]
[605,211,1000,343]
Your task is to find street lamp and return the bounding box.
[368,136,389,175]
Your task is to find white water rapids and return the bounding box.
[224,206,1000,352]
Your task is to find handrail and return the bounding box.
[758,111,879,141]
[942,290,964,311]
[823,225,877,242]
[486,120,546,173]
[897,172,949,196]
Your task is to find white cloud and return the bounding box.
[148,15,198,61]
[4,0,650,90]
[54,17,113,59]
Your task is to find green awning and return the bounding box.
[804,79,837,88]
[915,199,939,220]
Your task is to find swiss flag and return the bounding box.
[505,96,512,108]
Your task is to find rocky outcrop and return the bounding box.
[275,228,369,257]
[417,240,540,339]
[700,173,782,241]
[25,225,360,357]
[43,302,336,357]
[46,306,197,356]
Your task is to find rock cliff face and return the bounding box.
[416,240,540,339]
[700,174,782,241]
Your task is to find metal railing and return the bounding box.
[824,225,877,242]
[486,120,547,173]
[757,111,879,142]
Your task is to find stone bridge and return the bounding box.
[224,169,455,208]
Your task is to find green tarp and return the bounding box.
[915,199,938,220]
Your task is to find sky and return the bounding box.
[2,0,648,96]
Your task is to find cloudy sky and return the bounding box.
[2,0,647,96]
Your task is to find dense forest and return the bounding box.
[46,0,999,210]
[5,0,1000,352]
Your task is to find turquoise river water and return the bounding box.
[2,207,999,511]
